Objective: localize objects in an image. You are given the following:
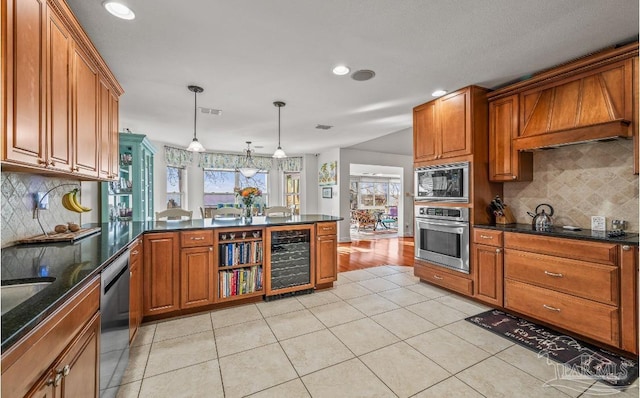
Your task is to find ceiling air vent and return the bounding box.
[199,107,222,115]
[351,69,376,81]
[316,124,333,130]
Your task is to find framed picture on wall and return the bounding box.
[319,161,337,186]
[322,187,333,199]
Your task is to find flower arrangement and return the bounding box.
[235,187,262,218]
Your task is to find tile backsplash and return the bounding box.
[1,172,81,247]
[504,139,639,232]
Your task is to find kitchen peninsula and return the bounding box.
[1,215,340,398]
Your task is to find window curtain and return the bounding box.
[164,146,193,168]
[198,152,274,171]
[277,157,303,172]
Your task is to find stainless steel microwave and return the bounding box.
[414,162,469,202]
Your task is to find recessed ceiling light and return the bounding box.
[332,65,350,76]
[432,89,447,97]
[103,1,135,20]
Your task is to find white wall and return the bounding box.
[338,148,414,242]
[317,149,341,217]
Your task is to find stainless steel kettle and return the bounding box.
[527,204,554,231]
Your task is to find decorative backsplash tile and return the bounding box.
[1,172,81,247]
[504,140,639,232]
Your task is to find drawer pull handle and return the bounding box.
[496,248,501,254]
[543,304,561,312]
[480,234,493,239]
[622,245,631,251]
[544,271,563,278]
[132,250,139,255]
[433,275,443,280]
[322,227,332,230]
[191,237,205,240]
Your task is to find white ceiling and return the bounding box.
[67,0,639,157]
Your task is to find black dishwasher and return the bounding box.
[99,250,130,396]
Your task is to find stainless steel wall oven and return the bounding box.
[415,206,470,273]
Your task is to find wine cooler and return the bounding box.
[265,225,314,298]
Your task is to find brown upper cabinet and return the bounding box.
[488,42,639,180]
[488,94,533,181]
[2,0,123,181]
[414,86,489,164]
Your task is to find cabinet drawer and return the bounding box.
[414,263,473,296]
[473,229,503,246]
[504,233,617,266]
[504,279,619,347]
[181,230,214,247]
[505,249,618,305]
[316,222,337,236]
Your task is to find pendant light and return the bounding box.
[272,101,287,159]
[186,85,205,152]
[237,141,260,178]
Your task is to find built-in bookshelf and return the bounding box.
[216,228,264,300]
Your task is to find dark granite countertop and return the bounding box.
[474,223,639,246]
[1,215,342,352]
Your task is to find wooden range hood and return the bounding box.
[490,42,638,152]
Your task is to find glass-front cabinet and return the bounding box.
[101,133,156,222]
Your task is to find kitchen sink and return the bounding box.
[1,279,54,315]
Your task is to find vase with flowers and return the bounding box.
[235,186,262,221]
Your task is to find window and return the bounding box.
[203,169,269,209]
[166,166,184,208]
[350,177,401,210]
[284,172,300,215]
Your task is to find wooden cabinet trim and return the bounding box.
[619,245,638,354]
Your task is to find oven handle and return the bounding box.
[416,219,469,228]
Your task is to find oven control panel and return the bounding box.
[416,206,469,222]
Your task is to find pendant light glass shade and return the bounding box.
[237,141,260,178]
[186,85,206,152]
[272,101,287,159]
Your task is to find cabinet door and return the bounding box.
[439,88,471,159]
[180,246,215,309]
[98,78,111,179]
[71,43,98,177]
[473,243,503,306]
[489,95,532,182]
[4,0,46,166]
[58,313,100,398]
[143,233,180,316]
[45,7,72,172]
[413,101,438,162]
[316,234,337,285]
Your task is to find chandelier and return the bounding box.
[237,141,260,178]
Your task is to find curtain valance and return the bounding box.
[164,146,193,168]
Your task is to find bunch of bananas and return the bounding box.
[62,189,91,213]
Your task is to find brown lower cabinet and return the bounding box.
[472,228,504,306]
[1,277,100,398]
[180,230,215,309]
[316,222,338,285]
[414,261,473,296]
[143,232,180,316]
[467,228,638,355]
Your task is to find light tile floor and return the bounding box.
[105,265,639,398]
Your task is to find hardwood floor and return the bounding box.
[338,236,415,272]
